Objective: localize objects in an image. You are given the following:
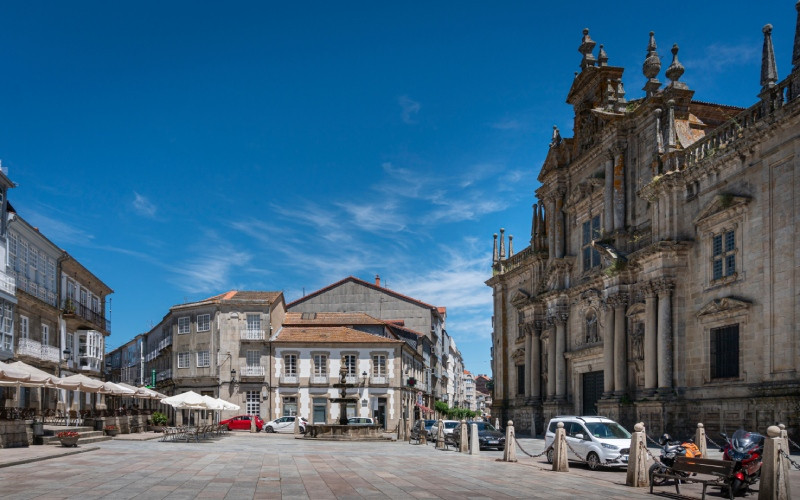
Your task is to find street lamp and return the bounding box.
[230,369,238,385]
[63,348,72,361]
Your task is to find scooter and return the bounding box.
[648,433,702,485]
[720,429,764,496]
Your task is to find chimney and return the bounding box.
[375,274,381,287]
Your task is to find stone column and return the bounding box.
[612,147,625,231]
[656,280,673,391]
[604,154,614,233]
[547,329,556,400]
[555,313,567,400]
[644,286,658,393]
[613,295,628,395]
[603,303,615,396]
[530,323,542,400]
[547,198,556,258]
[555,196,565,259]
[524,326,532,398]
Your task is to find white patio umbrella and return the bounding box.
[161,390,212,426]
[137,386,168,399]
[216,398,240,411]
[59,373,105,392]
[0,360,31,383]
[101,381,136,396]
[0,361,78,389]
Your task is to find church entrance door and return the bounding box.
[582,371,603,415]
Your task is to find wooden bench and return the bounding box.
[650,456,735,500]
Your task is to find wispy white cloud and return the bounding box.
[17,208,95,247]
[336,200,408,232]
[489,118,522,130]
[398,95,421,124]
[132,192,157,218]
[170,237,253,294]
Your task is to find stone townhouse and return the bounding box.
[280,311,427,429]
[487,4,800,439]
[271,324,413,430]
[107,291,286,424]
[287,275,459,407]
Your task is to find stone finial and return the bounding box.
[761,24,778,91]
[579,28,597,70]
[634,422,644,432]
[492,233,498,264]
[508,235,514,257]
[642,31,662,97]
[499,228,506,259]
[666,44,685,87]
[767,425,781,438]
[793,0,800,71]
[598,44,608,66]
[697,423,704,429]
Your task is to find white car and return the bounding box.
[347,417,375,426]
[264,416,308,433]
[429,420,459,440]
[544,416,631,469]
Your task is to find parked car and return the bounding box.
[410,419,436,440]
[429,420,459,440]
[219,415,264,432]
[451,421,505,450]
[347,417,375,426]
[543,416,631,470]
[264,415,308,433]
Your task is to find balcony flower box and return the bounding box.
[57,430,80,447]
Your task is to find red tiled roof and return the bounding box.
[275,326,404,344]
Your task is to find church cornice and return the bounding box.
[697,296,752,321]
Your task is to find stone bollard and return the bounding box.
[552,422,569,472]
[293,416,300,435]
[251,417,257,433]
[503,420,518,462]
[695,423,708,458]
[779,423,789,452]
[626,422,649,487]
[469,423,480,455]
[759,425,792,500]
[459,420,468,453]
[419,420,427,445]
[436,419,446,449]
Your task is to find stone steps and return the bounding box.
[43,427,112,446]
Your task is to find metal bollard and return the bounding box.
[695,422,707,458]
[503,420,518,462]
[459,419,468,453]
[626,422,648,487]
[552,422,569,472]
[759,425,792,500]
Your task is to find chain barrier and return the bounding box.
[779,449,800,471]
[515,439,552,458]
[705,434,725,450]
[564,439,588,462]
[646,433,661,447]
[788,436,800,452]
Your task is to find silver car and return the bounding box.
[544,416,631,470]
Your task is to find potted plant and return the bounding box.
[150,411,168,432]
[104,425,119,437]
[57,430,80,447]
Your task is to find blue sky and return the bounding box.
[0,1,795,376]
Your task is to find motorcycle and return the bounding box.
[649,433,702,485]
[720,429,764,496]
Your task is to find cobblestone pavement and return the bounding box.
[0,433,797,499]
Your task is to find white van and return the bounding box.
[544,416,631,469]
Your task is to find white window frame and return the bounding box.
[284,354,297,376]
[313,354,327,376]
[20,315,29,339]
[178,317,190,335]
[178,352,190,369]
[197,350,210,368]
[246,350,260,367]
[41,324,49,345]
[197,314,210,332]
[372,354,386,377]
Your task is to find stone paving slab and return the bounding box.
[0,433,797,499]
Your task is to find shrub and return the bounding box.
[151,411,168,426]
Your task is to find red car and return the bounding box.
[219,415,264,432]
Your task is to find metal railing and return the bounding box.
[370,375,388,385]
[240,328,265,340]
[280,374,299,384]
[240,365,265,377]
[310,374,329,384]
[17,339,60,363]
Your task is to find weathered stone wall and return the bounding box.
[0,420,31,448]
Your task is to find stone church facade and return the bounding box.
[486,5,800,440]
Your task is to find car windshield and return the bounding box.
[584,421,631,439]
[444,422,459,429]
[424,420,436,427]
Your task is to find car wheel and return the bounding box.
[266,426,275,433]
[586,452,601,470]
[546,448,554,464]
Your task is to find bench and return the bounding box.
[650,456,735,500]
